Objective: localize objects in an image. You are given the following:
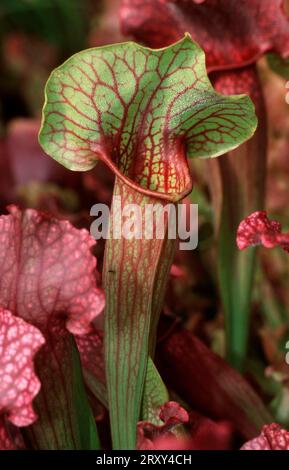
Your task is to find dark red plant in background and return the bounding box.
[6,119,73,187]
[121,0,289,66]
[157,319,272,439]
[121,0,289,370]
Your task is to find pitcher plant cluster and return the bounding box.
[0,0,289,452]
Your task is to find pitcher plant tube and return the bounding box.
[39,36,257,449]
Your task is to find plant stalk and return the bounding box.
[103,177,176,449]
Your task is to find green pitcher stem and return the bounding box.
[103,177,177,449]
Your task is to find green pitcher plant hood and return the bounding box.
[39,35,257,202]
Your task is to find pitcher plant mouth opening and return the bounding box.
[0,0,289,455]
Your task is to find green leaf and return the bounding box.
[142,357,169,424]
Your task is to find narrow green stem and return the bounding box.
[103,178,176,449]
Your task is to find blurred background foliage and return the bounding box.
[0,0,289,429]
[0,0,106,122]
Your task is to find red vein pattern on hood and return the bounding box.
[39,36,257,202]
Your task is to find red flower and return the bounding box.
[137,401,189,450]
[241,423,289,450]
[237,211,289,252]
[121,0,289,72]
